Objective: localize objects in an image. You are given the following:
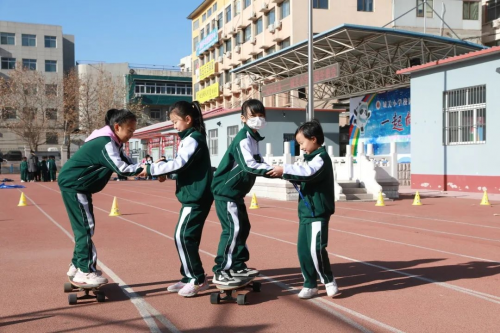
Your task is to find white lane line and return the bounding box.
[33,185,179,333]
[101,191,500,305]
[92,192,402,332]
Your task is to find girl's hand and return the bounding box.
[158,175,167,183]
[267,166,283,178]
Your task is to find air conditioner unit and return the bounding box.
[261,3,268,11]
[231,27,237,35]
[268,23,275,33]
[235,45,241,54]
[235,78,241,85]
[251,38,257,45]
[226,51,232,59]
[225,82,232,89]
[275,20,282,30]
[218,56,223,62]
[249,11,257,20]
[493,19,500,28]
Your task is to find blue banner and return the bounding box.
[196,29,219,56]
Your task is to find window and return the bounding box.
[313,0,328,9]
[417,0,433,18]
[217,12,223,29]
[244,25,252,42]
[45,84,58,96]
[256,17,263,35]
[266,46,276,55]
[227,125,239,147]
[225,38,232,52]
[193,36,199,52]
[206,24,210,35]
[226,5,232,23]
[193,19,199,30]
[486,0,500,22]
[1,57,16,69]
[44,36,56,48]
[244,0,251,9]
[357,0,373,12]
[200,30,205,40]
[208,129,218,155]
[150,109,161,119]
[225,70,231,83]
[267,8,276,27]
[202,13,206,22]
[235,0,241,16]
[2,107,17,120]
[24,84,37,95]
[22,59,37,70]
[22,34,36,46]
[46,108,57,120]
[46,132,58,144]
[463,1,479,20]
[45,60,57,72]
[236,31,242,45]
[443,85,486,145]
[213,3,217,12]
[1,32,15,45]
[208,8,212,17]
[280,38,290,49]
[219,44,224,57]
[281,0,290,19]
[134,82,191,95]
[255,52,264,59]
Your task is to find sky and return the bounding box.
[0,0,202,67]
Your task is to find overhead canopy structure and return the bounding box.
[233,24,485,105]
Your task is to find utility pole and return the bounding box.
[307,0,314,121]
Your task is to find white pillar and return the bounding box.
[358,143,365,156]
[346,145,353,181]
[390,142,398,178]
[60,145,68,166]
[266,143,272,157]
[284,141,292,164]
[367,144,374,156]
[327,145,334,156]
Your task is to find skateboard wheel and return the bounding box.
[210,292,220,304]
[64,282,73,293]
[236,294,246,305]
[252,282,261,292]
[68,293,78,305]
[96,291,106,302]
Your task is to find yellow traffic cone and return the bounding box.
[480,190,490,206]
[375,191,385,207]
[412,191,422,206]
[249,193,259,209]
[109,197,121,216]
[18,192,27,207]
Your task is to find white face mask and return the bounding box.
[246,117,266,130]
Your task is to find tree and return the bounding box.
[0,66,61,151]
[61,68,80,159]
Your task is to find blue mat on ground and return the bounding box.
[0,178,14,182]
[0,183,25,189]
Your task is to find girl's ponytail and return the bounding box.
[169,101,206,136]
[191,101,206,136]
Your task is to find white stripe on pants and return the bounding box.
[77,193,97,272]
[223,201,240,271]
[310,221,330,285]
[176,207,195,283]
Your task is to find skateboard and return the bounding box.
[63,277,106,305]
[210,277,261,305]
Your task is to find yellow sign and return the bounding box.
[199,60,215,81]
[196,82,219,103]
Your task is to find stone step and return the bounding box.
[342,188,367,194]
[345,193,374,201]
[338,182,361,188]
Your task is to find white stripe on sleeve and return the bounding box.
[238,137,271,172]
[283,154,324,177]
[103,142,142,174]
[149,136,198,176]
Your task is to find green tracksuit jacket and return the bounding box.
[58,134,142,194]
[211,124,271,202]
[282,146,335,223]
[146,127,213,205]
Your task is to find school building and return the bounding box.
[397,46,500,193]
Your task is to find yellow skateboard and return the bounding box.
[210,277,261,305]
[63,276,106,305]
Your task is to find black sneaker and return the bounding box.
[230,268,260,277]
[212,271,243,286]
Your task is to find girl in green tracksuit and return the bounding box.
[58,109,143,285]
[270,120,338,299]
[143,101,213,298]
[20,157,28,182]
[211,99,274,287]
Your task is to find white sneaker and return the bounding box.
[21,180,25,183]
[298,287,318,299]
[67,263,78,277]
[167,281,187,292]
[325,281,339,297]
[73,269,108,285]
[178,279,210,297]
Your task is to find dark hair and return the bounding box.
[241,99,266,118]
[169,101,206,136]
[295,119,325,145]
[105,109,137,130]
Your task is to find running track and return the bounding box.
[1,176,499,332]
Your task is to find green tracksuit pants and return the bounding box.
[213,200,251,273]
[20,170,28,181]
[49,170,57,181]
[298,221,334,288]
[61,191,97,273]
[175,203,212,285]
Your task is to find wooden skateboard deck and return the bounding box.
[64,276,106,305]
[211,277,261,305]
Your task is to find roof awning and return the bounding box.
[232,24,485,103]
